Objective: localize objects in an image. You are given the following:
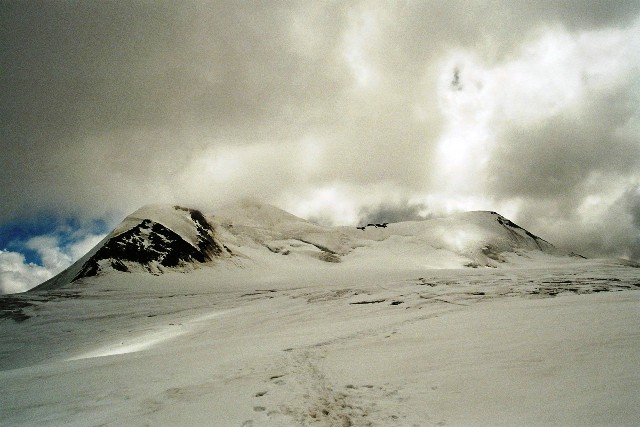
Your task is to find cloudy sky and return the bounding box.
[1,1,640,293]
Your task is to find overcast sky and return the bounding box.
[1,1,640,293]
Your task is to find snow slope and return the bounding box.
[3,202,638,426]
[1,260,639,426]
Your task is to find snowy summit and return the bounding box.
[36,202,561,291]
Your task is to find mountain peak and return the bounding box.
[32,203,569,292]
[34,205,232,290]
[76,205,228,278]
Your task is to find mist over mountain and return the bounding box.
[31,201,572,293]
[2,1,640,272]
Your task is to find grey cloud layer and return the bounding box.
[2,1,639,258]
[488,87,640,200]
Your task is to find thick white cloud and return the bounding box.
[0,233,105,294]
[0,250,52,294]
[1,1,639,263]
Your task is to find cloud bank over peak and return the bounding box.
[1,1,639,265]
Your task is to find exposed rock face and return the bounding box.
[175,206,226,260]
[492,212,554,251]
[73,207,225,279]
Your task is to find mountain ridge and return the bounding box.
[33,202,567,292]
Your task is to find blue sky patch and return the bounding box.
[0,215,111,265]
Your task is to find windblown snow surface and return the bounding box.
[1,203,639,426]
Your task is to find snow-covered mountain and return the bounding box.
[35,205,233,291]
[4,202,639,427]
[34,201,563,291]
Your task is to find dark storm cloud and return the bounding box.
[487,87,640,200]
[512,185,640,261]
[0,1,350,219]
[629,189,640,229]
[623,187,640,260]
[1,1,345,134]
[358,201,431,226]
[1,0,640,263]
[506,0,640,30]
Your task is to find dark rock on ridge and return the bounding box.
[74,207,224,279]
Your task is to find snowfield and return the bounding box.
[1,203,639,426]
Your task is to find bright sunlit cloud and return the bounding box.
[431,20,640,210]
[0,232,106,294]
[433,52,495,194]
[342,7,382,88]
